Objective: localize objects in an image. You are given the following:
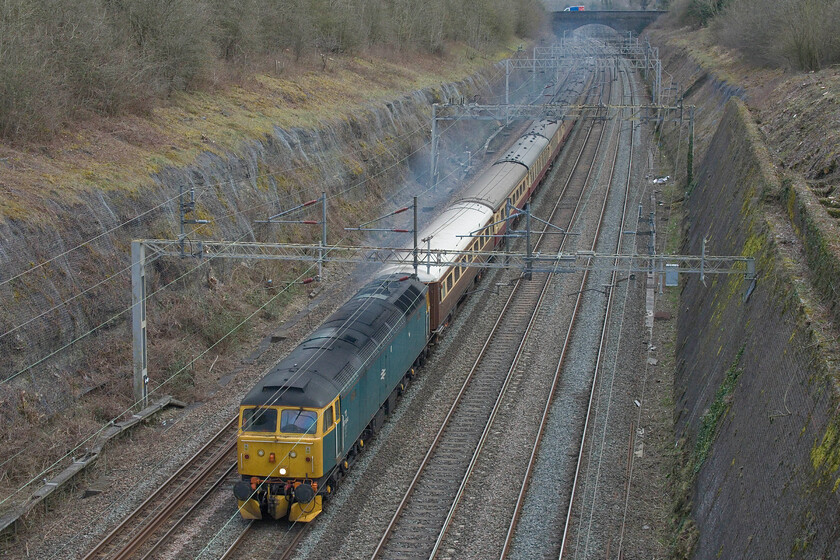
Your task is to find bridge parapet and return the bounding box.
[550,10,666,36]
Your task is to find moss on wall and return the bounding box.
[670,95,840,558]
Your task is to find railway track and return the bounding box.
[500,56,633,559]
[83,418,238,560]
[558,57,646,560]
[370,61,615,560]
[419,53,635,559]
[217,520,309,560]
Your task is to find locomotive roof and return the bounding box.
[241,275,427,409]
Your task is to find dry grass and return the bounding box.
[0,43,511,223]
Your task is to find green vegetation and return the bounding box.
[670,347,744,557]
[694,345,744,472]
[675,0,731,26]
[0,0,545,141]
[811,421,840,493]
[671,0,840,71]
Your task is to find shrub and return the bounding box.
[0,0,547,141]
[714,0,840,71]
[670,0,731,27]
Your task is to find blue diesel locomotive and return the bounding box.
[234,275,428,521]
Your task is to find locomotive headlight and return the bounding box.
[289,451,297,458]
[258,449,265,457]
[279,468,287,476]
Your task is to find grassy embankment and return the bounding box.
[0,44,517,221]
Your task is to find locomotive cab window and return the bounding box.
[322,406,334,432]
[280,409,318,434]
[242,407,278,433]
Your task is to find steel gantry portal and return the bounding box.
[131,234,756,407]
[429,37,686,189]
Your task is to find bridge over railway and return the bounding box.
[547,9,667,36]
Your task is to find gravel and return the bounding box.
[507,54,663,560]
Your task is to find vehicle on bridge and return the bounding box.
[564,5,585,10]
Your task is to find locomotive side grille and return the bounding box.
[395,285,423,313]
[334,363,356,387]
[357,338,380,368]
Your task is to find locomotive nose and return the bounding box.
[293,482,316,504]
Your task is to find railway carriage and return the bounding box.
[383,118,574,335]
[234,275,428,522]
[388,202,495,332]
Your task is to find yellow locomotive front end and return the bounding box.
[234,404,333,522]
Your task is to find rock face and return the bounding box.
[652,32,840,558]
[0,70,513,451]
